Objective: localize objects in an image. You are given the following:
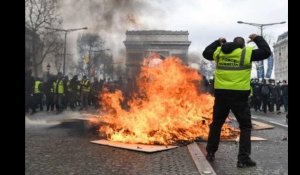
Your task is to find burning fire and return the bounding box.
[98,53,239,145]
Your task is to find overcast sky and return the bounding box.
[151,0,288,52]
[59,0,287,78]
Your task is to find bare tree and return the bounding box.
[102,53,114,79]
[25,0,63,77]
[77,33,115,79]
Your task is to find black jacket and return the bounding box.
[270,84,281,99]
[251,82,261,96]
[281,84,288,96]
[202,36,271,101]
[202,36,271,61]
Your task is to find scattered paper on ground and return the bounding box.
[251,120,275,130]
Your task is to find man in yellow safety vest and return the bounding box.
[53,72,64,113]
[202,34,271,168]
[80,75,90,110]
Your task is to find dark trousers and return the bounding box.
[253,95,261,111]
[81,92,89,109]
[283,96,288,112]
[261,95,269,113]
[62,92,69,109]
[33,93,43,111]
[69,91,76,110]
[206,97,252,161]
[46,93,54,111]
[268,97,275,112]
[92,94,99,109]
[275,97,281,112]
[54,94,63,112]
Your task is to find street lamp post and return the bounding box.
[237,21,286,37]
[237,21,286,79]
[47,63,51,80]
[45,27,88,75]
[47,63,51,74]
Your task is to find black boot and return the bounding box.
[237,158,256,168]
[206,152,215,162]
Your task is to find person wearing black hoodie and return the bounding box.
[202,34,271,168]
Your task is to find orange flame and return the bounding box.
[98,55,239,145]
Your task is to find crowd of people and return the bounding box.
[25,70,132,115]
[202,77,288,114]
[26,68,288,116]
[249,78,288,114]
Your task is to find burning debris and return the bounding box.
[96,54,239,145]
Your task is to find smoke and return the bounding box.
[58,0,166,63]
[25,111,93,128]
[188,51,215,79]
[188,51,202,64]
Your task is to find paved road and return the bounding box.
[251,109,288,127]
[197,109,288,175]
[26,112,200,175]
[26,111,288,175]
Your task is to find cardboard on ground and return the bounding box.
[90,139,178,153]
[222,136,267,142]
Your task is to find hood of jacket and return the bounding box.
[221,42,241,54]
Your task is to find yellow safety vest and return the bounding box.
[213,46,253,90]
[34,80,42,94]
[53,79,64,94]
[82,80,90,92]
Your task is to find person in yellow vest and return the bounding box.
[53,72,64,113]
[80,75,90,110]
[202,34,271,168]
[33,78,43,113]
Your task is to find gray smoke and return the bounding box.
[25,111,93,128]
[58,0,166,63]
[188,51,215,79]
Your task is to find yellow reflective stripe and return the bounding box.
[239,48,246,66]
[216,65,252,70]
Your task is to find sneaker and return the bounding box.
[206,152,215,162]
[237,158,256,168]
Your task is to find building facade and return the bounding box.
[273,31,288,81]
[123,30,191,78]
